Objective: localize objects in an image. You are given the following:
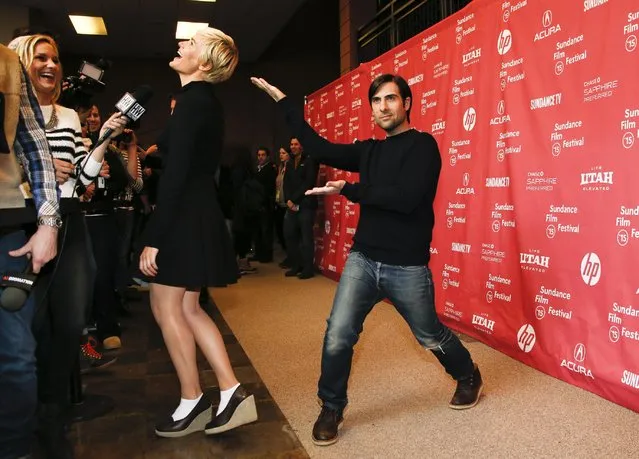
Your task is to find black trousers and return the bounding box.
[253,208,274,262]
[274,205,287,250]
[33,211,95,406]
[234,226,253,259]
[85,213,121,340]
[114,208,136,291]
[284,208,316,274]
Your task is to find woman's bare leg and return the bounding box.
[150,283,201,398]
[181,291,239,390]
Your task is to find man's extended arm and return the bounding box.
[251,77,364,172]
[308,135,441,215]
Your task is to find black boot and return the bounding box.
[155,396,212,438]
[204,386,258,435]
[36,403,74,459]
[312,406,343,446]
[449,365,483,409]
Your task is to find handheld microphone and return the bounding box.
[0,265,37,312]
[93,85,154,150]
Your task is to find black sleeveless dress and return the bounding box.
[143,81,238,290]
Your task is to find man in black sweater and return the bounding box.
[282,137,319,279]
[252,74,482,446]
[253,147,277,263]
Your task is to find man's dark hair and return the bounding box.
[368,74,412,123]
[256,146,271,157]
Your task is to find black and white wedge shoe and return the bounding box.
[155,396,212,438]
[204,386,258,435]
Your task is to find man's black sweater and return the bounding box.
[279,97,441,266]
[283,152,319,210]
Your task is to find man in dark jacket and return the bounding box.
[282,137,319,279]
[253,147,277,262]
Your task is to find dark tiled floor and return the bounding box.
[66,291,309,459]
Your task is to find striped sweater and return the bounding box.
[41,104,102,198]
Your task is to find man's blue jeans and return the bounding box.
[318,251,475,411]
[0,230,37,459]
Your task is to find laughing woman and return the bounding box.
[139,28,258,438]
[8,33,126,456]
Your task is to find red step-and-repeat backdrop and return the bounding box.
[305,0,639,412]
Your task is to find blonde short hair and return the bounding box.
[197,28,239,84]
[8,34,62,104]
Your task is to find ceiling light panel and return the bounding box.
[175,21,209,39]
[69,15,108,35]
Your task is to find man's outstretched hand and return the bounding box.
[250,77,286,102]
[305,180,346,196]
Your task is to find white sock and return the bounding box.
[171,394,203,421]
[216,383,240,416]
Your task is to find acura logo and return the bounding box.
[497,100,505,115]
[542,10,553,28]
[574,343,586,362]
[463,172,470,186]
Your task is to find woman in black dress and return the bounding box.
[139,27,257,438]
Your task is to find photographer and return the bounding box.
[113,129,143,312]
[82,104,129,351]
[8,34,127,458]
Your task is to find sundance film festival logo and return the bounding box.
[517,324,536,353]
[497,30,512,55]
[610,325,620,343]
[535,305,546,320]
[622,132,635,150]
[626,35,637,53]
[463,107,477,131]
[581,253,601,286]
[502,8,510,23]
[617,229,629,247]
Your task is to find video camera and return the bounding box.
[59,59,110,110]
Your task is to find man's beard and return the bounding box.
[378,115,405,133]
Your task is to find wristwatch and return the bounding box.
[38,215,63,229]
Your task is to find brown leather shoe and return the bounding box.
[449,365,483,409]
[312,406,343,446]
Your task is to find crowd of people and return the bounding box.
[0,25,483,459]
